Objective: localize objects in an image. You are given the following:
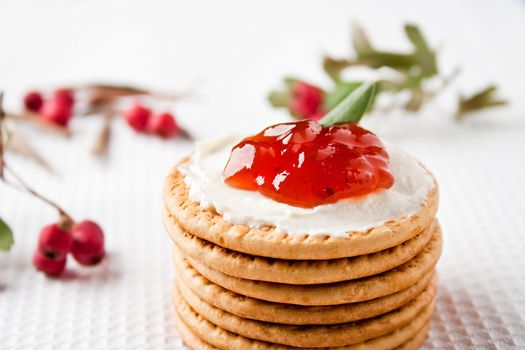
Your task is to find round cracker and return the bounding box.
[164,165,439,260]
[173,313,431,350]
[165,208,436,284]
[173,229,442,306]
[173,313,430,350]
[174,246,436,324]
[173,307,220,350]
[395,321,430,350]
[175,278,435,348]
[173,284,435,349]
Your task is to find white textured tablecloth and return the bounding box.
[1,0,525,349]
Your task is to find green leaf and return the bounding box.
[267,77,301,108]
[404,24,438,77]
[352,23,373,55]
[268,90,290,108]
[323,82,362,110]
[356,51,418,70]
[283,77,300,88]
[323,57,352,83]
[326,24,428,82]
[0,217,14,252]
[456,85,508,118]
[319,81,377,126]
[352,24,417,70]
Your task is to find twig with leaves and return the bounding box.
[456,85,508,118]
[0,92,14,251]
[0,93,73,252]
[2,82,191,166]
[269,23,508,122]
[80,83,187,115]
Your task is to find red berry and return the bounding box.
[289,82,325,119]
[147,112,179,138]
[38,223,73,260]
[40,99,73,127]
[23,91,44,112]
[33,250,67,277]
[124,103,151,132]
[71,220,105,266]
[53,89,75,109]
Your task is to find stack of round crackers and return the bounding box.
[163,168,442,350]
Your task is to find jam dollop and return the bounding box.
[223,120,394,208]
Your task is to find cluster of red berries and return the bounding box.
[24,89,75,127]
[33,219,105,277]
[289,82,326,121]
[23,90,180,139]
[124,103,179,138]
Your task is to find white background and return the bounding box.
[1,0,525,349]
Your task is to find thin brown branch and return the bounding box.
[82,83,150,95]
[0,92,6,180]
[7,112,71,137]
[3,162,72,221]
[7,131,56,174]
[74,83,190,109]
[0,93,71,228]
[177,127,193,140]
[91,112,113,156]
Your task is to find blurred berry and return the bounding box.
[23,91,44,112]
[147,112,179,138]
[289,82,325,119]
[40,99,73,127]
[53,89,75,109]
[124,103,151,132]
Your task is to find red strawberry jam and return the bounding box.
[223,120,394,208]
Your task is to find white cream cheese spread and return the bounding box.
[178,134,434,237]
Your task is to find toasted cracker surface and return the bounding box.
[165,207,436,284]
[175,276,435,347]
[173,308,220,350]
[395,321,430,350]
[164,166,439,260]
[173,284,434,349]
[172,229,442,306]
[174,245,436,324]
